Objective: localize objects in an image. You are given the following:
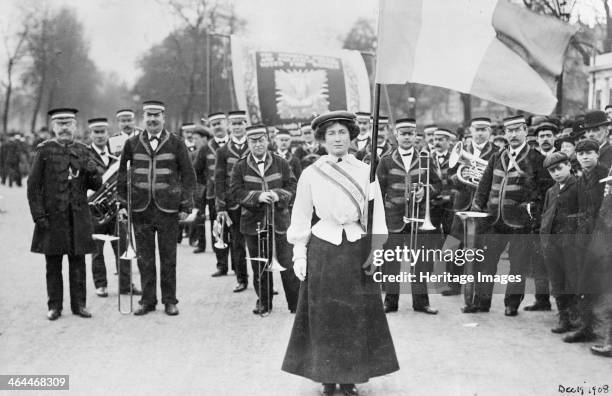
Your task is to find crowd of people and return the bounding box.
[13,101,612,396]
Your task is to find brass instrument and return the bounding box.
[88,159,120,225]
[213,216,228,249]
[251,196,286,317]
[455,211,489,308]
[119,161,137,314]
[403,150,436,268]
[449,141,487,188]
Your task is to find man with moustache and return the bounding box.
[424,125,437,152]
[28,108,101,320]
[582,110,612,170]
[349,112,371,154]
[446,117,497,297]
[360,118,394,164]
[109,109,141,156]
[215,110,250,291]
[229,125,299,314]
[293,123,327,169]
[471,115,552,316]
[535,121,558,157]
[117,100,196,316]
[274,128,302,180]
[193,113,231,266]
[87,117,141,297]
[377,118,442,315]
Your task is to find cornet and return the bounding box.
[449,141,488,188]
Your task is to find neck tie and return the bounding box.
[337,158,342,163]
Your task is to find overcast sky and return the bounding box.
[0,0,605,87]
[0,0,378,86]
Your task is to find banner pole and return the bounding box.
[367,83,382,234]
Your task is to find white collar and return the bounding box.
[437,150,449,157]
[253,152,267,163]
[473,141,487,151]
[278,149,288,156]
[509,141,527,156]
[215,136,228,144]
[397,147,414,156]
[92,144,108,156]
[539,147,555,156]
[232,136,246,145]
[357,135,369,142]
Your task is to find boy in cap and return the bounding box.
[540,152,580,333]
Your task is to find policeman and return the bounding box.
[28,108,101,320]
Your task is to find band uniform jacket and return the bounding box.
[276,150,302,180]
[293,144,327,169]
[117,129,196,213]
[229,153,296,235]
[191,145,207,211]
[27,139,102,255]
[88,144,117,176]
[376,148,442,233]
[539,175,579,249]
[473,144,551,229]
[360,142,394,165]
[193,139,225,201]
[214,140,250,212]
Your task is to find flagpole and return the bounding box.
[366,83,382,235]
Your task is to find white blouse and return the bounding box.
[287,154,388,261]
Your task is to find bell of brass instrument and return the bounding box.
[88,160,120,225]
[213,216,228,249]
[449,141,488,188]
[418,149,436,231]
[119,161,137,314]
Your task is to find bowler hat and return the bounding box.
[581,110,610,130]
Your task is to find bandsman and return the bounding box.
[87,117,141,297]
[349,111,371,153]
[215,110,250,292]
[109,109,140,155]
[471,115,552,316]
[229,125,300,314]
[191,126,212,254]
[360,117,393,164]
[28,108,101,320]
[117,100,196,316]
[293,123,327,169]
[377,117,442,315]
[274,128,302,180]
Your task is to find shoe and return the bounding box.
[47,309,61,321]
[479,307,490,313]
[322,383,336,396]
[441,288,461,296]
[211,270,228,277]
[95,287,108,297]
[340,383,358,396]
[590,344,612,357]
[120,286,143,296]
[233,282,247,292]
[414,306,438,315]
[73,306,92,318]
[523,301,552,311]
[164,303,179,316]
[563,327,597,343]
[551,310,575,334]
[252,301,271,315]
[504,306,518,317]
[461,305,479,313]
[193,247,206,254]
[133,305,156,316]
[384,303,398,313]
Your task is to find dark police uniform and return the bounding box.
[28,138,101,314]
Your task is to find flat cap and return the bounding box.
[535,121,559,135]
[208,112,226,122]
[355,111,371,121]
[434,128,455,138]
[575,139,600,153]
[310,110,356,132]
[48,108,78,120]
[116,109,135,118]
[470,117,492,127]
[142,100,165,113]
[395,118,416,129]
[88,118,109,128]
[228,110,247,120]
[543,152,569,169]
[503,115,526,128]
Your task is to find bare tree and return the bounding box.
[2,24,29,134]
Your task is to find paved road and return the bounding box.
[0,183,611,396]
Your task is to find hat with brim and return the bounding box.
[543,152,569,169]
[246,125,267,139]
[582,110,611,130]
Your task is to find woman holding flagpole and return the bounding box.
[281,111,399,396]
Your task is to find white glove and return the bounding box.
[293,258,307,281]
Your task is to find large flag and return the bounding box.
[375,0,578,115]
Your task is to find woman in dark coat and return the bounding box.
[282,111,399,395]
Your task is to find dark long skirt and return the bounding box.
[281,234,399,384]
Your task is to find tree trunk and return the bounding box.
[460,93,472,126]
[30,70,46,133]
[2,60,14,135]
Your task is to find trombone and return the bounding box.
[118,160,137,314]
[251,197,285,317]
